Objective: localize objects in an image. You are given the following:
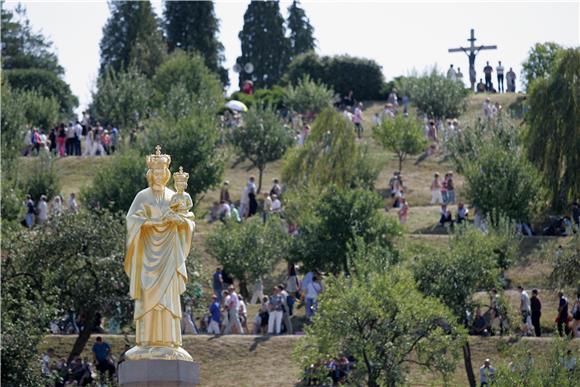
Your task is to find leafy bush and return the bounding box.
[206,217,290,296]
[23,155,61,202]
[284,75,333,115]
[3,68,78,116]
[521,42,564,89]
[152,51,223,110]
[287,185,401,273]
[294,268,464,387]
[283,108,380,190]
[550,235,579,289]
[284,52,384,100]
[81,151,147,214]
[229,105,294,192]
[89,66,152,130]
[396,68,469,119]
[372,113,427,171]
[253,86,286,109]
[463,144,545,225]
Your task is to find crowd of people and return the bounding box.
[201,265,324,336]
[447,60,517,93]
[22,193,78,228]
[22,112,120,158]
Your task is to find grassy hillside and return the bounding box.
[39,335,579,387]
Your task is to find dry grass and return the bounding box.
[39,335,579,387]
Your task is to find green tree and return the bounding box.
[287,0,315,59]
[284,75,333,116]
[521,42,563,89]
[163,0,228,85]
[287,185,401,273]
[372,113,427,172]
[1,228,57,386]
[152,51,223,111]
[526,48,580,211]
[23,156,61,203]
[493,339,579,386]
[230,105,294,192]
[99,1,166,77]
[81,151,147,214]
[397,69,469,119]
[90,66,152,130]
[284,52,385,100]
[206,217,289,298]
[464,144,545,225]
[283,108,380,190]
[294,268,464,387]
[1,211,131,362]
[0,5,63,74]
[3,68,78,116]
[237,1,291,88]
[141,103,224,207]
[412,225,514,387]
[550,234,579,289]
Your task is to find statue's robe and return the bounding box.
[124,187,194,346]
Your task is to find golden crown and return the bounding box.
[173,166,189,184]
[146,145,171,169]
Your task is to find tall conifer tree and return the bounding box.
[164,1,228,85]
[236,1,290,89]
[99,1,166,78]
[287,0,315,59]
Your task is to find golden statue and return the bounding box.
[124,146,195,362]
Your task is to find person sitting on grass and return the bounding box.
[470,306,489,336]
[457,202,469,224]
[439,204,454,227]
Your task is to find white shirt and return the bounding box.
[38,200,48,221]
[229,292,240,311]
[68,196,78,213]
[74,123,83,137]
[521,291,531,312]
[447,67,457,79]
[496,65,504,75]
[271,199,282,212]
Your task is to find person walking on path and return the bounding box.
[207,295,221,334]
[224,285,244,334]
[530,289,542,337]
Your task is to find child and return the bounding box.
[169,166,194,216]
[457,202,469,224]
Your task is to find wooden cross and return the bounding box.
[449,29,497,90]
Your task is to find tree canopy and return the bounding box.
[99,1,166,77]
[284,75,333,116]
[372,113,427,172]
[283,109,380,190]
[294,268,464,387]
[164,0,228,85]
[287,0,316,59]
[521,42,564,89]
[1,5,64,75]
[229,105,294,193]
[526,48,580,210]
[237,1,291,88]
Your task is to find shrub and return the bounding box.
[81,151,147,214]
[23,155,61,202]
[284,75,333,115]
[397,68,469,119]
[284,52,384,100]
[3,68,78,116]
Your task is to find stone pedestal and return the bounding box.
[118,359,200,387]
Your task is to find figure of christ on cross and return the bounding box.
[449,29,497,91]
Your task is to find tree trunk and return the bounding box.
[239,278,250,300]
[398,155,404,172]
[68,310,95,363]
[462,341,476,387]
[257,166,264,194]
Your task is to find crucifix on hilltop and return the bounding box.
[449,29,497,90]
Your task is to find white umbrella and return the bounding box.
[225,100,248,112]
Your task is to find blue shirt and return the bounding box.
[92,342,110,362]
[210,302,221,323]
